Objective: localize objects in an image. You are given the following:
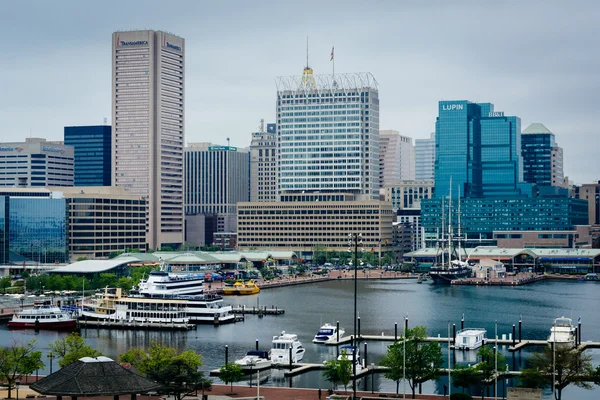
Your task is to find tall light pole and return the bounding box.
[348,233,362,400]
[448,321,451,398]
[495,320,498,400]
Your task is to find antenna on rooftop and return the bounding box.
[103,117,107,125]
[227,137,230,147]
[306,36,309,69]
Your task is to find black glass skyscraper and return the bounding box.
[64,125,111,186]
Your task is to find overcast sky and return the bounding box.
[1,0,598,183]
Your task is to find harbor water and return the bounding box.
[1,278,599,399]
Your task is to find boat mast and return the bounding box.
[441,197,445,267]
[457,184,462,262]
[448,178,452,267]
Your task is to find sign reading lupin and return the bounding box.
[442,104,464,111]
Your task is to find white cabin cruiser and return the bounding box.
[271,331,305,364]
[548,317,575,344]
[313,323,345,343]
[455,328,487,350]
[234,350,271,371]
[132,270,204,296]
[337,345,361,368]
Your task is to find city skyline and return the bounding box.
[1,0,599,183]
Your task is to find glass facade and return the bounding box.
[64,125,112,186]
[521,133,555,186]
[435,101,531,198]
[421,196,589,244]
[9,197,69,263]
[415,132,435,181]
[0,197,8,264]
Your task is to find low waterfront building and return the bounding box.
[237,194,394,259]
[0,187,146,261]
[493,227,592,248]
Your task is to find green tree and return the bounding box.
[452,365,479,394]
[49,333,102,368]
[0,276,11,293]
[76,257,89,262]
[312,245,328,265]
[323,350,352,392]
[519,344,594,400]
[380,326,444,398]
[120,342,205,400]
[0,340,44,399]
[218,362,244,393]
[116,277,134,292]
[476,345,507,398]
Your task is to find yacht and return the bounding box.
[223,280,260,295]
[132,269,205,297]
[234,350,271,371]
[313,323,345,343]
[337,345,361,369]
[8,299,76,330]
[270,331,306,364]
[548,317,576,344]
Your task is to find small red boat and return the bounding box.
[8,299,76,330]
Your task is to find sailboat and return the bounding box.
[429,183,471,285]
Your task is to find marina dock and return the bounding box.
[231,305,285,315]
[78,319,196,331]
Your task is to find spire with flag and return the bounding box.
[330,46,334,61]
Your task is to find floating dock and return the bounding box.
[231,305,285,315]
[78,319,196,331]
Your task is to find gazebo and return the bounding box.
[30,357,162,400]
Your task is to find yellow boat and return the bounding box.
[222,280,260,295]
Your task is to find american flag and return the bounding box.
[330,46,334,61]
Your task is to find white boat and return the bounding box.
[455,328,487,350]
[337,345,361,369]
[234,350,271,371]
[270,331,305,364]
[548,317,575,344]
[81,288,189,324]
[313,323,345,343]
[8,299,76,330]
[132,269,205,296]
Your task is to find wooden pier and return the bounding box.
[231,305,285,316]
[78,319,196,331]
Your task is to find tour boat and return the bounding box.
[82,287,235,325]
[131,269,205,297]
[313,323,345,343]
[234,350,272,371]
[8,299,76,330]
[223,280,260,295]
[270,331,305,364]
[548,317,575,344]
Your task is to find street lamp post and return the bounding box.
[246,359,259,400]
[348,233,363,400]
[47,352,54,375]
[16,380,20,400]
[370,363,375,393]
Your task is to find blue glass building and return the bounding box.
[64,125,112,186]
[0,197,8,264]
[435,101,531,198]
[423,101,586,246]
[2,197,69,263]
[521,123,565,188]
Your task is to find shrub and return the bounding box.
[450,393,473,400]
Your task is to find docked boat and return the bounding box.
[132,269,204,296]
[82,287,235,325]
[313,323,345,343]
[8,299,76,330]
[223,280,260,295]
[430,259,471,285]
[548,317,575,344]
[234,350,271,371]
[270,331,305,364]
[455,328,487,350]
[337,345,361,369]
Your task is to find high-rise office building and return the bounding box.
[276,70,380,199]
[521,123,565,188]
[415,132,435,181]
[434,100,531,199]
[576,182,600,226]
[64,125,112,186]
[250,122,277,202]
[184,143,249,246]
[379,130,415,187]
[111,30,185,250]
[0,139,74,187]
